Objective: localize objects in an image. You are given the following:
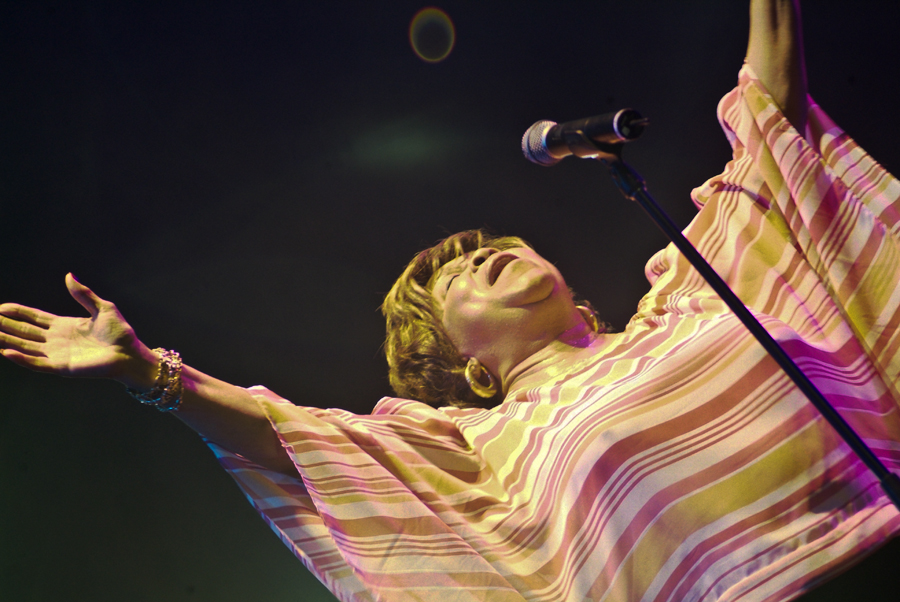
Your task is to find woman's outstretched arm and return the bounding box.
[0,274,297,476]
[746,0,808,132]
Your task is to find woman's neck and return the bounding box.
[503,321,608,399]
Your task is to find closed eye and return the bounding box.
[446,274,458,292]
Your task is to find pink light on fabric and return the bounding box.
[209,66,900,602]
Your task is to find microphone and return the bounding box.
[521,109,647,166]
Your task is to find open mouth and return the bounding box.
[487,254,516,286]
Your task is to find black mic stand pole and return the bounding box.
[592,145,900,511]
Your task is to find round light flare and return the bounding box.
[409,7,455,63]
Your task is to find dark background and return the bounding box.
[2,2,899,600]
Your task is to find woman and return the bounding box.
[3,1,900,601]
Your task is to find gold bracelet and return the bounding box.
[126,348,183,412]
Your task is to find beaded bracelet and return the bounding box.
[126,348,183,412]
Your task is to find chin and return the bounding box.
[506,270,559,305]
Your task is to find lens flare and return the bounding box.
[409,7,455,63]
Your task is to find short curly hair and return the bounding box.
[381,229,603,410]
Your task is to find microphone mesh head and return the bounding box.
[521,120,560,166]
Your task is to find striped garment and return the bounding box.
[208,64,900,602]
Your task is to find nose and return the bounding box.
[468,248,497,272]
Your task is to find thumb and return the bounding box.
[65,273,104,319]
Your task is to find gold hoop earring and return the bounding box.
[464,358,498,399]
[576,305,600,333]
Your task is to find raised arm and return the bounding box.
[0,274,297,476]
[746,0,808,132]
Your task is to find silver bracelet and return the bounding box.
[126,348,183,412]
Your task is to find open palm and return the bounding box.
[0,274,141,379]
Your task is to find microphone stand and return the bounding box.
[591,144,900,511]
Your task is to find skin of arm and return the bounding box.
[0,274,298,476]
[746,0,809,132]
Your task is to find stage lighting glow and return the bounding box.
[409,7,455,63]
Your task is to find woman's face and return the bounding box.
[431,246,576,360]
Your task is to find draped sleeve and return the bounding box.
[207,388,529,602]
[645,64,900,397]
[208,65,900,602]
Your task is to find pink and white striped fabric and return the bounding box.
[209,65,900,602]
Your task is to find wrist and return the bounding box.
[125,348,183,412]
[114,342,160,391]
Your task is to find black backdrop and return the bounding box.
[2,2,900,601]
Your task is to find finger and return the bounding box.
[0,314,47,342]
[0,331,47,356]
[0,348,56,373]
[66,273,104,319]
[0,303,56,328]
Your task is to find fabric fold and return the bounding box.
[208,65,900,602]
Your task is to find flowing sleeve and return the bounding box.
[206,387,526,602]
[625,65,900,600]
[643,63,900,401]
